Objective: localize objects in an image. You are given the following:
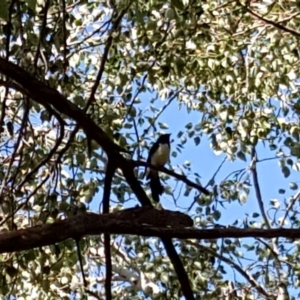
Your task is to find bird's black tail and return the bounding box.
[149,174,164,203]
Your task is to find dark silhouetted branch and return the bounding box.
[134,160,210,195]
[240,2,300,37]
[102,161,116,300]
[0,208,299,255]
[0,59,194,300]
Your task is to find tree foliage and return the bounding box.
[0,0,300,299]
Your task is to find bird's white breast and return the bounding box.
[151,143,170,166]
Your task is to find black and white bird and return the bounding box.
[146,134,171,202]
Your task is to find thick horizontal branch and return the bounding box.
[0,209,299,254]
[0,59,194,298]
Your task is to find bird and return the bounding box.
[146,134,171,202]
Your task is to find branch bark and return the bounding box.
[243,4,300,37]
[0,209,299,255]
[0,58,192,299]
[0,58,127,155]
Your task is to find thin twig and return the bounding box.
[188,156,226,211]
[33,0,50,72]
[61,0,68,73]
[250,148,285,290]
[242,3,300,37]
[188,241,270,298]
[16,111,65,191]
[86,3,132,112]
[134,160,210,195]
[250,148,271,229]
[280,189,300,227]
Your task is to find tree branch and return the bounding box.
[250,148,271,228]
[188,241,270,298]
[0,59,194,300]
[0,58,127,155]
[239,1,300,37]
[0,209,300,255]
[87,3,132,110]
[134,160,210,195]
[250,148,285,287]
[102,161,116,300]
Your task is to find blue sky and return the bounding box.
[91,92,298,297]
[159,99,300,296]
[71,15,300,294]
[118,95,296,223]
[64,72,300,297]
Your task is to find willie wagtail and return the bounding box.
[146,133,210,202]
[146,134,171,202]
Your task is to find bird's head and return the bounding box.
[157,133,171,143]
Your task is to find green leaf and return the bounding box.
[194,136,200,146]
[40,110,51,122]
[177,131,184,138]
[124,123,133,129]
[158,122,169,129]
[160,272,169,284]
[238,192,248,204]
[76,153,86,165]
[0,0,8,21]
[212,210,221,221]
[171,0,184,10]
[185,123,193,129]
[27,0,37,12]
[270,199,280,208]
[224,239,232,245]
[289,182,298,190]
[237,151,246,162]
[281,166,290,178]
